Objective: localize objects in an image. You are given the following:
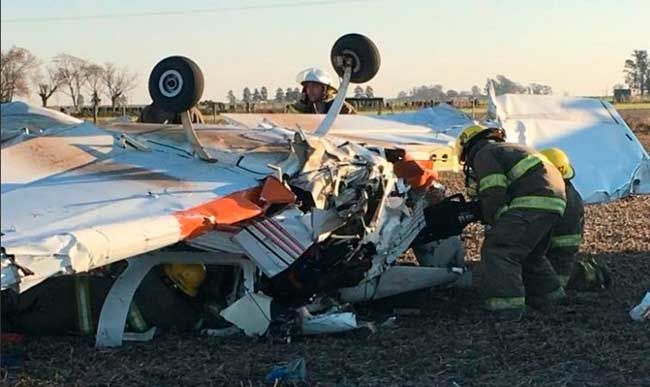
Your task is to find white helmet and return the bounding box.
[296,67,337,91]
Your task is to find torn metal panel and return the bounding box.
[187,230,244,255]
[220,293,272,336]
[304,209,345,242]
[413,236,465,268]
[234,207,314,278]
[339,266,465,303]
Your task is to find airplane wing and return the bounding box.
[222,113,461,171]
[489,94,650,203]
[1,116,301,292]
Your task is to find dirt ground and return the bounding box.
[2,111,649,387]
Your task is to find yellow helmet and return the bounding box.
[455,124,505,163]
[163,263,206,297]
[540,147,575,180]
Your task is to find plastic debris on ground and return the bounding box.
[265,357,307,384]
[201,326,241,337]
[629,291,650,321]
[393,308,422,316]
[380,316,398,328]
[123,327,157,342]
[301,311,358,335]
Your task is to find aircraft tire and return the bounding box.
[148,56,204,113]
[330,33,380,83]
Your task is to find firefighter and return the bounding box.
[287,67,356,114]
[456,124,567,316]
[1,264,206,336]
[540,148,611,291]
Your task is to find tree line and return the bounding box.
[0,46,138,110]
[4,45,647,109]
[395,76,553,102]
[228,87,298,104]
[225,84,376,104]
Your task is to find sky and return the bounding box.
[2,0,649,105]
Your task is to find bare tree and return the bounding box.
[365,85,374,98]
[54,53,87,111]
[0,46,39,103]
[34,67,63,107]
[102,62,138,108]
[84,63,105,123]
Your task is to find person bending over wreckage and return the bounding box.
[287,67,356,114]
[456,124,568,319]
[1,259,214,336]
[540,148,611,291]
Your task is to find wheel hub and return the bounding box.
[159,70,184,98]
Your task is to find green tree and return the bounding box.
[227,90,236,104]
[624,50,648,95]
[252,88,261,102]
[242,87,251,103]
[274,87,284,102]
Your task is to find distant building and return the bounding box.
[613,88,631,103]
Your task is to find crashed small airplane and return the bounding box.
[1,34,475,346]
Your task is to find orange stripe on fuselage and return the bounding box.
[173,177,297,240]
[174,187,264,240]
[393,158,438,190]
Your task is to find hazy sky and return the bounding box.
[2,0,649,105]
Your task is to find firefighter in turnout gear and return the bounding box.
[287,67,356,114]
[456,124,567,315]
[540,148,611,291]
